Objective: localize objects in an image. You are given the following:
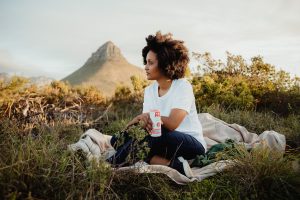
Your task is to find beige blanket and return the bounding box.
[68,113,286,185]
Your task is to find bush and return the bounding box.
[108,75,151,120]
[191,51,300,115]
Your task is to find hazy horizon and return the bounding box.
[0,0,299,80]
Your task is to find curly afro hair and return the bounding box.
[142,31,190,80]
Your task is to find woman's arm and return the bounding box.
[125,116,140,129]
[125,108,186,133]
[125,113,153,133]
[161,108,187,131]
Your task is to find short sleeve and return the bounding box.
[170,82,194,114]
[142,87,151,113]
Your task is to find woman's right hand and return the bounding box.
[125,113,153,133]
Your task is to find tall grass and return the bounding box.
[1,107,299,199]
[185,145,300,200]
[0,120,111,199]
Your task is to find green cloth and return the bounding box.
[190,139,239,168]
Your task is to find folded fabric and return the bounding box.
[199,113,286,152]
[67,129,116,163]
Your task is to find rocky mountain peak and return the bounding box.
[61,40,146,97]
[84,40,124,65]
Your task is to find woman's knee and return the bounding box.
[166,137,205,159]
[161,130,187,145]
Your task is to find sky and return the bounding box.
[0,0,299,80]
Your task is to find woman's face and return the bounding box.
[144,50,164,80]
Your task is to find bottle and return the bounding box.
[149,109,162,137]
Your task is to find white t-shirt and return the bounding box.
[142,78,207,153]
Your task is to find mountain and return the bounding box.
[61,41,147,97]
[0,72,55,87]
[29,76,55,87]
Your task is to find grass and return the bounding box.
[0,106,300,199]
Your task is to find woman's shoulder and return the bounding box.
[144,78,191,92]
[144,81,156,93]
[175,78,192,89]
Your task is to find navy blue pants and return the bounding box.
[106,125,205,166]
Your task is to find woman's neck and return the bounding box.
[157,77,173,91]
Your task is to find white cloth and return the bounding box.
[143,78,207,152]
[199,113,286,152]
[67,113,286,185]
[67,129,116,162]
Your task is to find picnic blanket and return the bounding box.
[68,113,286,185]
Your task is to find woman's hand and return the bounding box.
[125,113,153,133]
[138,113,153,133]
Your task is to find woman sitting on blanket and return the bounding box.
[108,31,207,177]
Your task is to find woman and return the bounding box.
[108,31,207,177]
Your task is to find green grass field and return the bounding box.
[1,105,299,200]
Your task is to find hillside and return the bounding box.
[61,41,146,97]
